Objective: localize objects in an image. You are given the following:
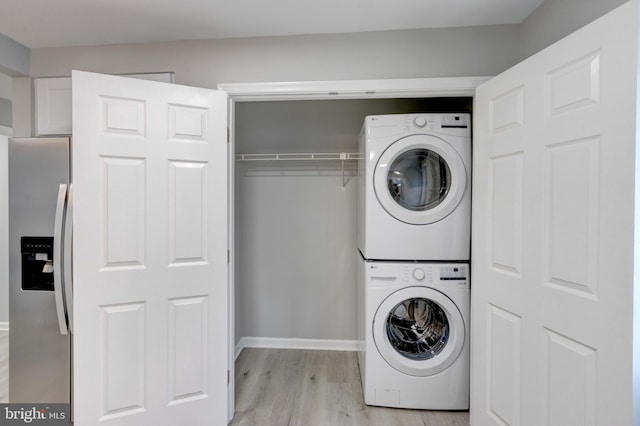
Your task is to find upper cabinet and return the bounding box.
[34,73,175,135]
[35,77,72,135]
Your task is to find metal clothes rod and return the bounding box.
[235,152,361,190]
[235,152,362,161]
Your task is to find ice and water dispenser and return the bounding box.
[20,236,55,291]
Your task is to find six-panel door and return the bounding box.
[72,71,228,425]
[472,1,637,425]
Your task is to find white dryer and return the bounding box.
[356,256,470,410]
[358,113,471,261]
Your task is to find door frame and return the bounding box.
[218,76,490,421]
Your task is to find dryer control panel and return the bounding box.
[401,114,470,132]
[365,113,471,139]
[441,115,470,129]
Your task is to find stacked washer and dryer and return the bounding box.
[356,113,471,410]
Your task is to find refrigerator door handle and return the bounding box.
[63,183,74,334]
[53,183,69,335]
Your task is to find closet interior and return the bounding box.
[233,97,472,349]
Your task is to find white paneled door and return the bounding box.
[72,71,228,425]
[472,1,637,425]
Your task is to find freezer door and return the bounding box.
[8,137,71,404]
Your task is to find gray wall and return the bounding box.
[7,0,629,336]
[28,25,520,86]
[0,34,22,323]
[0,33,28,76]
[0,99,11,128]
[234,99,471,343]
[0,74,12,100]
[25,0,629,84]
[7,25,519,137]
[0,133,7,324]
[519,0,628,58]
[10,24,521,338]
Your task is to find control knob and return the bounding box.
[412,268,426,281]
[413,117,427,128]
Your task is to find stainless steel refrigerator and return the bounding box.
[8,137,72,409]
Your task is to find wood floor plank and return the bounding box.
[231,348,469,426]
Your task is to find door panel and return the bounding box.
[169,161,208,264]
[487,305,521,426]
[489,153,523,276]
[472,2,637,425]
[101,302,146,418]
[168,296,209,403]
[102,157,146,268]
[72,70,228,425]
[545,138,599,296]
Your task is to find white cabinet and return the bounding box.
[35,77,72,135]
[34,73,174,135]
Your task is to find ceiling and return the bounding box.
[2,0,543,49]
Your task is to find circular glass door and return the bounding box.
[373,286,465,377]
[374,134,466,225]
[387,149,451,213]
[386,297,450,361]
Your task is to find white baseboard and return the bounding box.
[0,322,8,331]
[235,337,361,359]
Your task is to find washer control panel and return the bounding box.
[440,265,468,281]
[368,261,469,288]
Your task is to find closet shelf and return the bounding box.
[236,152,360,190]
[235,152,362,161]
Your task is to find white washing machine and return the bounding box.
[356,255,470,410]
[358,113,471,261]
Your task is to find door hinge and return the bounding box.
[227,249,230,264]
[227,128,230,143]
[227,370,230,385]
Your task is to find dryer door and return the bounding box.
[373,286,465,377]
[374,134,467,225]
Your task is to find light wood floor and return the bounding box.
[231,348,469,426]
[0,340,470,424]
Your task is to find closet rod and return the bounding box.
[235,152,362,161]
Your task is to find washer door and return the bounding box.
[373,286,465,377]
[374,134,467,225]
